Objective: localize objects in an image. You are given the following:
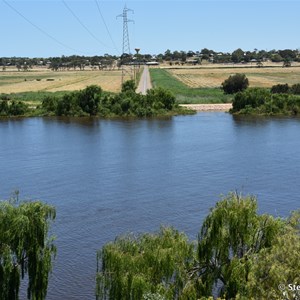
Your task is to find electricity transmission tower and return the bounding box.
[117,5,134,84]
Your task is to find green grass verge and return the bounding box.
[149,68,232,104]
[0,91,69,103]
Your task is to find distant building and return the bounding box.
[146,61,159,66]
[186,59,199,65]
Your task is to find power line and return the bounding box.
[94,0,120,54]
[117,5,134,55]
[2,0,86,54]
[62,0,110,49]
[117,5,134,83]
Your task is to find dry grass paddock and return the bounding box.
[165,63,300,89]
[0,67,128,94]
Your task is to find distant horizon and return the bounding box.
[0,46,300,59]
[1,1,299,58]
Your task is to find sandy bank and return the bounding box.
[180,103,232,112]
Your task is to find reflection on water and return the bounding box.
[1,113,300,299]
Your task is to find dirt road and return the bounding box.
[136,66,152,95]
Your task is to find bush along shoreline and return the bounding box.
[230,87,300,115]
[218,73,300,116]
[0,80,195,118]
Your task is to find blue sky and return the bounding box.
[0,0,299,57]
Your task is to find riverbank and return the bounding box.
[180,103,232,111]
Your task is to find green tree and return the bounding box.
[231,48,244,63]
[56,93,83,116]
[200,48,214,60]
[290,83,300,95]
[96,227,197,300]
[221,73,249,94]
[78,85,102,115]
[0,193,56,300]
[96,193,300,299]
[232,88,268,111]
[146,88,176,110]
[283,58,292,68]
[197,192,284,299]
[278,49,296,61]
[0,100,9,116]
[271,53,283,62]
[121,80,136,93]
[41,96,59,114]
[8,101,29,116]
[164,49,172,61]
[271,83,290,94]
[241,211,300,300]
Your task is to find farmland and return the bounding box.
[164,63,300,89]
[0,67,126,94]
[2,63,300,106]
[149,68,232,104]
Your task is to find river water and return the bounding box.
[0,113,300,299]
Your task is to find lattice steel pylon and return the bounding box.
[117,5,134,84]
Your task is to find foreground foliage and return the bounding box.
[96,227,196,300]
[197,193,283,299]
[0,193,56,300]
[96,193,300,299]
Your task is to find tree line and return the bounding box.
[157,48,300,64]
[0,55,119,72]
[40,81,191,117]
[1,48,299,71]
[0,81,193,118]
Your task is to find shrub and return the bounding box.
[290,83,300,95]
[8,101,28,116]
[0,93,10,100]
[78,85,102,115]
[146,88,176,110]
[0,100,29,116]
[232,88,270,112]
[221,73,249,94]
[56,93,84,116]
[42,96,59,113]
[271,83,290,94]
[0,100,9,115]
[121,80,136,93]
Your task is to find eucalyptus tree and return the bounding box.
[0,193,56,300]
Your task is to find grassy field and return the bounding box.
[149,68,232,104]
[0,68,126,95]
[166,64,300,89]
[2,64,300,106]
